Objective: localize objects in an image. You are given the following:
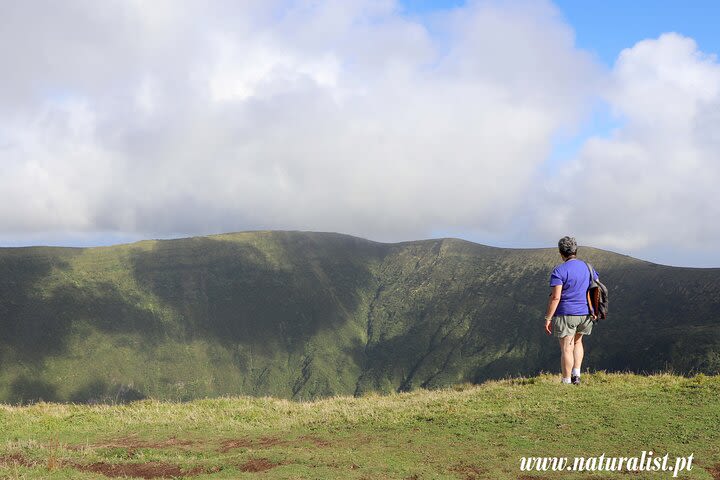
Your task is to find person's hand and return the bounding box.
[544,318,552,335]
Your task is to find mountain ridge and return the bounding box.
[1,230,666,266]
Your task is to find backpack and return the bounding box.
[585,262,609,320]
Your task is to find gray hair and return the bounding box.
[558,236,577,257]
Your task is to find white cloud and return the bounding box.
[0,0,602,246]
[0,0,599,244]
[539,33,720,264]
[7,3,717,266]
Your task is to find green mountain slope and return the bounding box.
[1,231,719,403]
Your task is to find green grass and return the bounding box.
[1,373,719,479]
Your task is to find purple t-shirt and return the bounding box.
[549,259,599,316]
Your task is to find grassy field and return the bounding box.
[1,372,719,479]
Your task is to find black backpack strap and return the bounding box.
[585,261,594,283]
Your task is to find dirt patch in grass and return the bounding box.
[104,436,196,449]
[352,433,375,445]
[707,463,720,480]
[218,434,332,453]
[75,460,207,479]
[219,435,288,452]
[68,435,197,451]
[0,452,214,479]
[297,434,331,447]
[0,453,35,468]
[218,438,255,452]
[238,458,282,472]
[449,462,489,480]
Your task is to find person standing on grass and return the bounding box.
[544,236,598,385]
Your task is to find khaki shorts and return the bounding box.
[552,314,594,338]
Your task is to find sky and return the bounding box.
[1,0,719,268]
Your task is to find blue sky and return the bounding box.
[401,0,720,68]
[553,0,720,67]
[2,1,719,267]
[402,0,720,183]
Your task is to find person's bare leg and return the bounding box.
[573,333,584,372]
[559,336,574,380]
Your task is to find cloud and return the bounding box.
[539,33,720,264]
[0,0,600,244]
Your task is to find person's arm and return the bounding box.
[588,267,599,319]
[544,285,562,335]
[587,290,597,319]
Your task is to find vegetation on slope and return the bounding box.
[1,231,719,403]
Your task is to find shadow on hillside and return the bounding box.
[7,376,145,405]
[69,379,145,404]
[8,376,59,405]
[127,234,378,351]
[355,299,557,393]
[352,244,560,395]
[0,249,170,403]
[2,285,166,365]
[0,233,381,403]
[0,249,171,367]
[0,251,76,361]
